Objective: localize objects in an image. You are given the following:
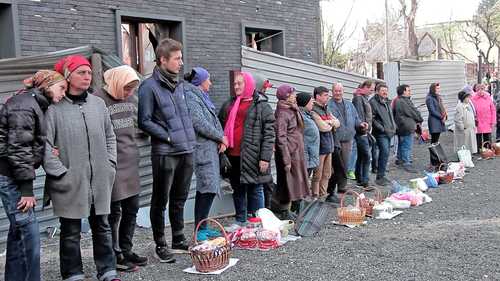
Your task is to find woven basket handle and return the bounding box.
[340,189,360,208]
[372,186,384,202]
[192,218,230,246]
[482,141,491,149]
[438,163,447,171]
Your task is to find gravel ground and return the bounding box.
[2,132,500,281]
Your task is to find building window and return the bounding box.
[243,25,284,56]
[0,1,20,58]
[116,12,184,75]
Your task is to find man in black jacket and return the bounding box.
[393,84,423,173]
[0,70,66,281]
[138,38,196,263]
[352,84,373,189]
[369,83,396,186]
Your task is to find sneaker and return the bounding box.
[171,240,189,254]
[346,171,356,180]
[123,251,148,266]
[402,164,418,173]
[116,254,139,272]
[375,177,391,186]
[225,223,244,233]
[155,246,176,263]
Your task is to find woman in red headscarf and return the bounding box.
[218,71,275,229]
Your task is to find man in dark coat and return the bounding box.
[393,84,423,173]
[138,39,196,262]
[369,83,396,186]
[352,84,373,189]
[0,70,66,281]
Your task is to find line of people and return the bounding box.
[0,37,498,281]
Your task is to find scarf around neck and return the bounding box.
[155,66,178,92]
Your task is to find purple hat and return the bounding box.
[191,67,209,86]
[276,84,295,100]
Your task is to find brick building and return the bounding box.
[1,0,322,106]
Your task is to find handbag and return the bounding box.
[428,142,448,167]
[295,200,332,237]
[219,153,232,179]
[457,145,474,168]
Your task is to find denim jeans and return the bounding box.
[375,134,391,179]
[59,206,116,281]
[371,140,379,171]
[228,156,265,223]
[347,138,357,172]
[0,175,40,281]
[109,194,139,255]
[194,191,216,229]
[397,134,414,165]
[355,134,371,184]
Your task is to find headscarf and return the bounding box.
[54,55,91,79]
[224,71,255,148]
[276,84,295,100]
[103,65,140,100]
[191,67,209,87]
[23,70,65,92]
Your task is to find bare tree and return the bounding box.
[399,0,419,58]
[321,0,358,69]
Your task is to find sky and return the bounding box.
[321,0,481,52]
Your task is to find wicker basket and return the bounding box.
[480,142,495,159]
[494,142,500,156]
[359,187,384,217]
[337,190,366,225]
[189,218,231,273]
[437,163,453,184]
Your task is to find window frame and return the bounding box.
[114,10,187,71]
[0,0,21,58]
[241,22,286,56]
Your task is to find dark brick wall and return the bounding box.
[16,0,321,107]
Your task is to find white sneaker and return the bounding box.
[224,223,243,233]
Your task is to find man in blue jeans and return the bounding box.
[369,83,397,186]
[0,70,67,281]
[393,84,423,173]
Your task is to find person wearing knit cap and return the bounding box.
[138,38,196,261]
[0,70,67,281]
[219,71,275,229]
[184,67,227,241]
[251,72,275,210]
[296,92,320,189]
[273,84,310,219]
[93,65,147,272]
[46,56,120,281]
[454,90,477,154]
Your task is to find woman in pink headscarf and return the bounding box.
[218,71,275,229]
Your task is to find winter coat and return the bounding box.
[454,101,477,154]
[312,103,334,155]
[138,68,196,156]
[471,92,496,134]
[352,94,372,134]
[300,109,320,170]
[274,101,310,202]
[219,92,275,185]
[185,83,224,195]
[328,99,360,143]
[369,94,396,137]
[0,89,49,196]
[43,91,117,219]
[425,93,447,133]
[393,96,423,136]
[94,90,141,202]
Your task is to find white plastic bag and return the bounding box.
[384,197,411,209]
[457,145,474,168]
[447,162,466,179]
[409,178,428,192]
